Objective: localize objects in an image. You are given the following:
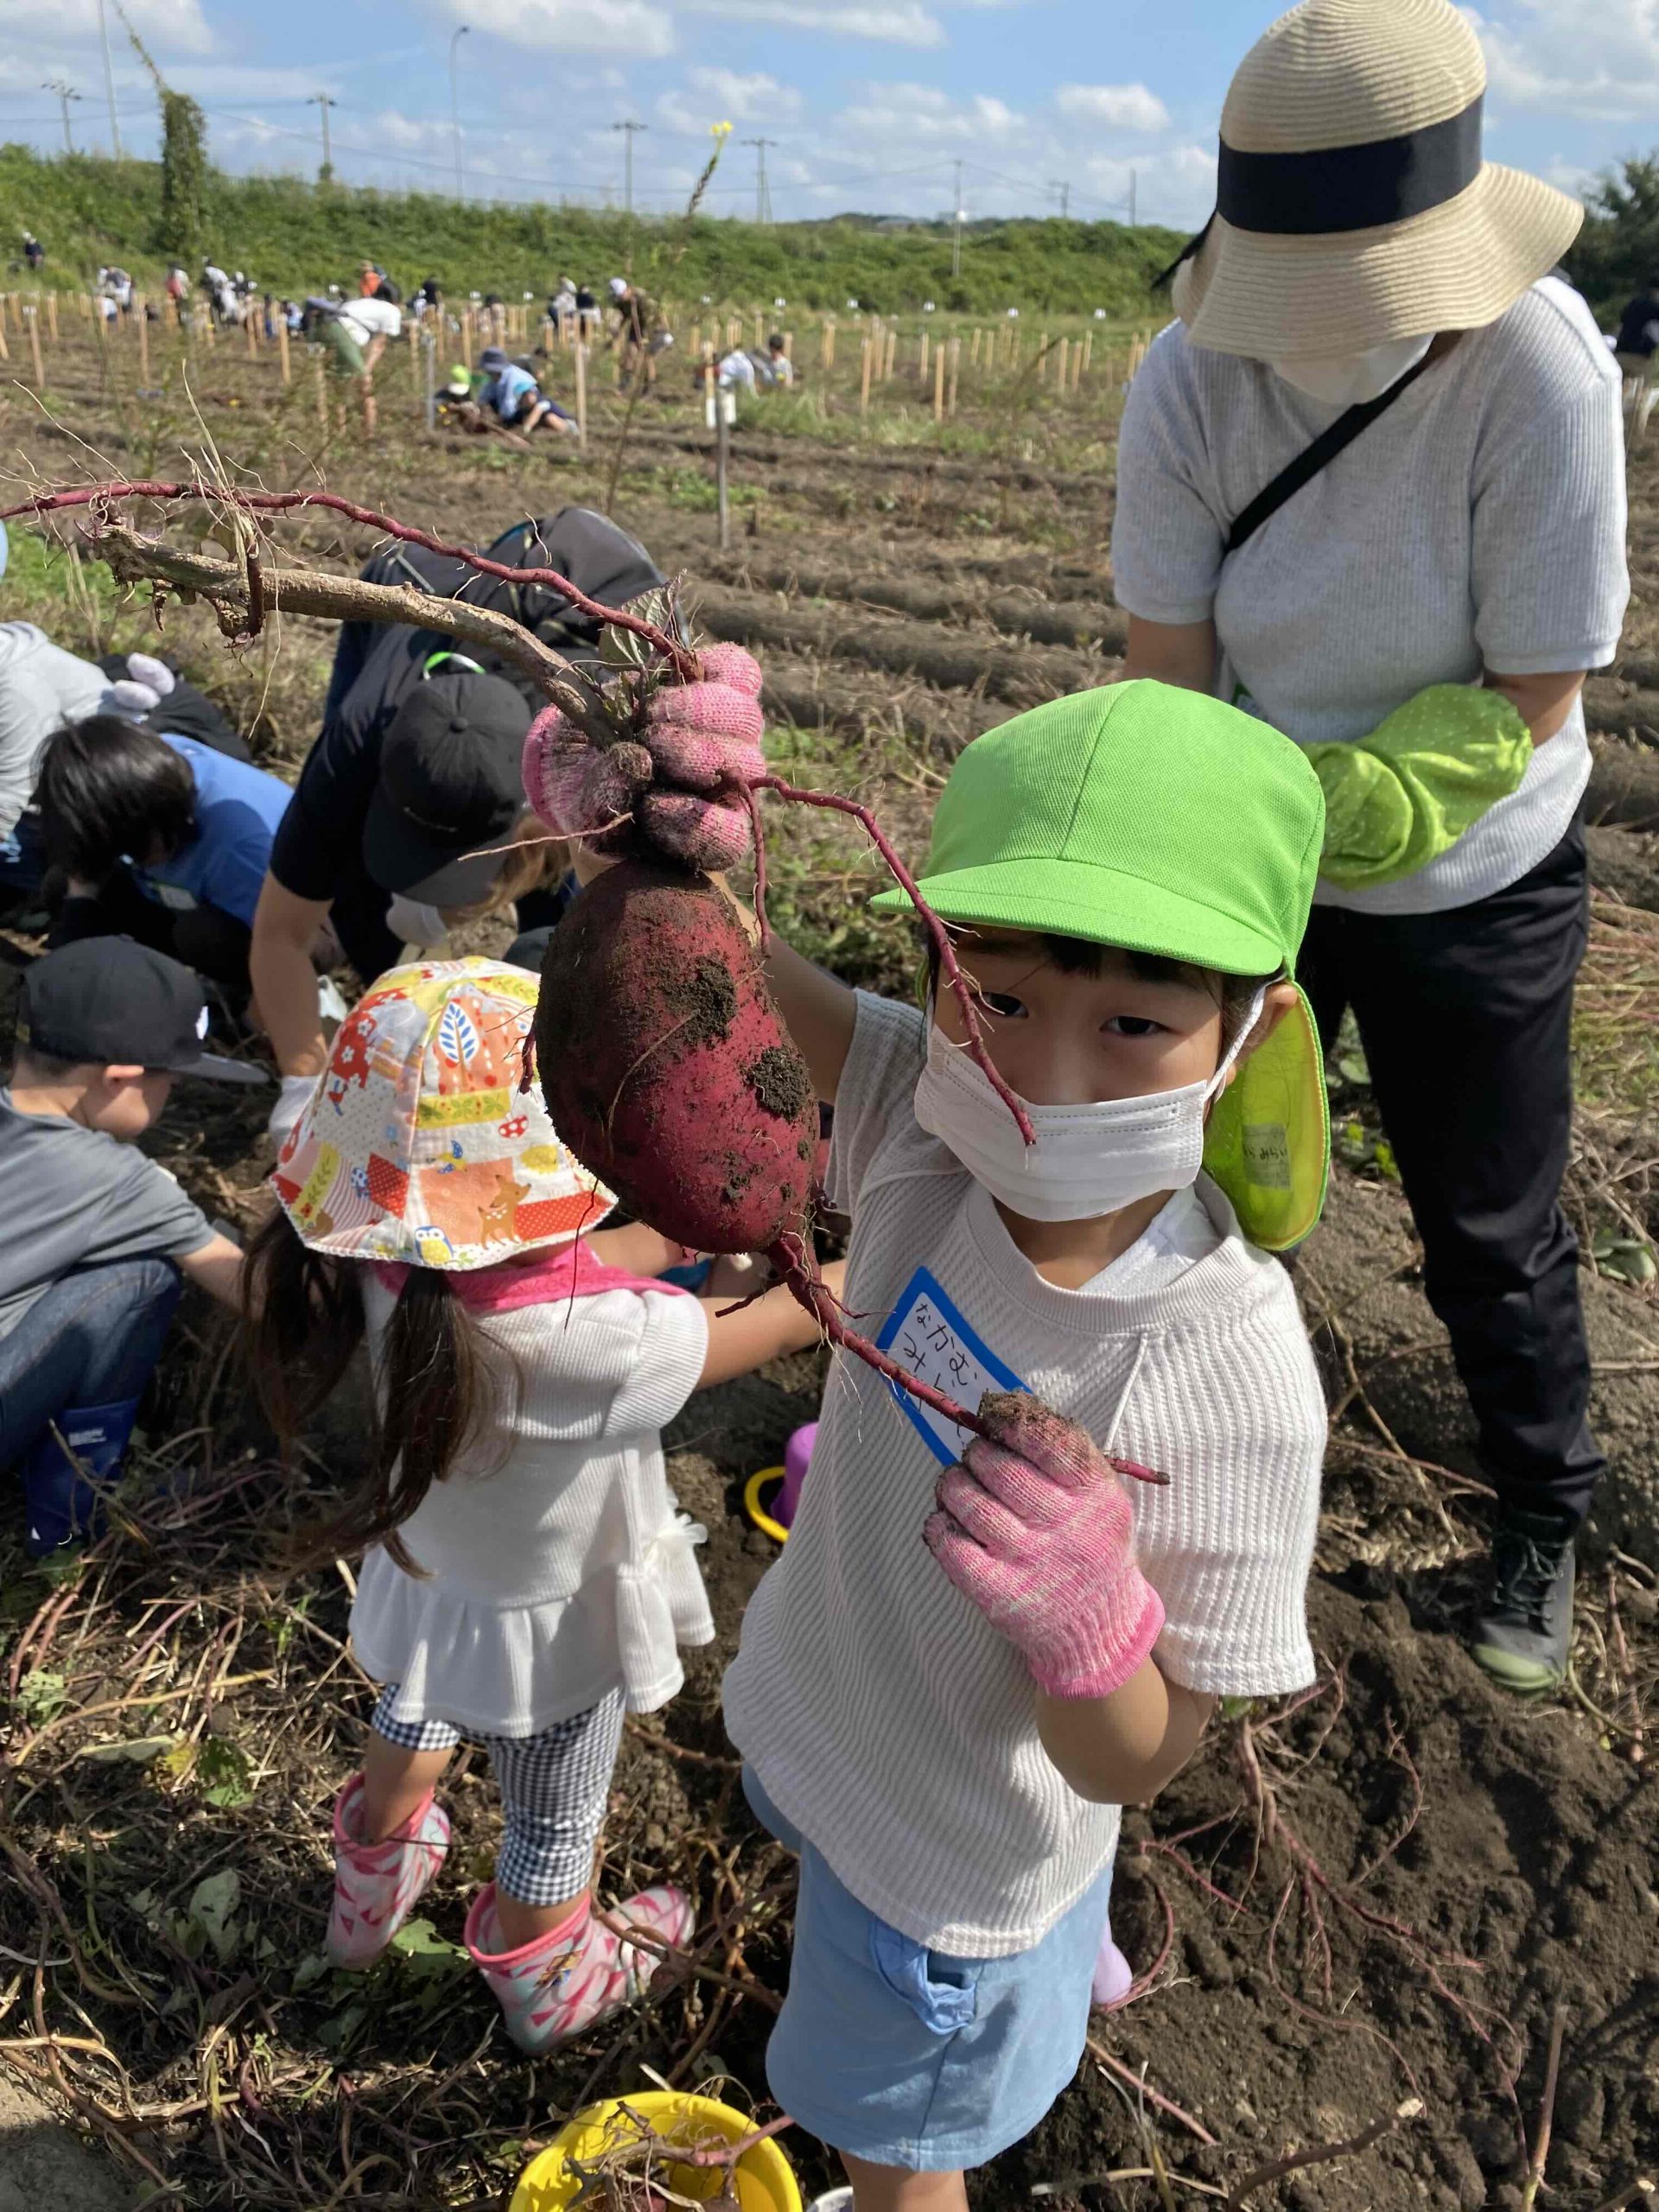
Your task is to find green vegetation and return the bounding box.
[0,142,1182,315]
[1567,156,1659,322]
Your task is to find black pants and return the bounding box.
[50,869,251,1001]
[1300,817,1603,1528]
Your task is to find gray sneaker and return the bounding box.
[1471,1507,1576,1693]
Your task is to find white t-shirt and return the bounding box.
[722,994,1325,1956]
[1112,278,1629,916]
[338,296,403,346]
[350,1276,714,1735]
[718,348,757,390]
[0,623,108,836]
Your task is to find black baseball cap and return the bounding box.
[17,938,269,1085]
[480,345,509,372]
[361,670,532,904]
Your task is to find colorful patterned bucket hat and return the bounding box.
[272,957,616,1270]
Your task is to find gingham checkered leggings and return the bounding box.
[371,1684,626,1906]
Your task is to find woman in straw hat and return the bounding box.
[1113,0,1628,1694]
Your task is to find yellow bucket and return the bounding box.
[510,2091,801,2212]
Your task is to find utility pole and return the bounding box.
[1048,179,1070,219]
[43,80,81,156]
[95,0,122,157]
[950,157,964,279]
[612,119,647,219]
[449,25,470,200]
[310,93,336,181]
[742,137,776,225]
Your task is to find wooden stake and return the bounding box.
[1057,336,1068,391]
[860,334,872,417]
[919,331,929,383]
[362,369,377,439]
[27,308,44,387]
[932,337,945,423]
[1081,328,1093,380]
[948,335,961,416]
[753,310,764,349]
[0,311,9,363]
[883,326,897,379]
[278,316,291,385]
[246,309,258,356]
[716,377,731,551]
[315,353,327,429]
[575,340,588,442]
[969,327,981,368]
[46,292,58,341]
[137,305,149,385]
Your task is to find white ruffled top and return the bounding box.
[349,1272,714,1737]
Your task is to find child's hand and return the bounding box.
[522,644,766,874]
[923,1394,1166,1701]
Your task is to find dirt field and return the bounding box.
[0,326,1656,2211]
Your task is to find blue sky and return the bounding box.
[3,0,1654,232]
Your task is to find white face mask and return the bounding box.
[1267,332,1432,408]
[385,893,449,950]
[912,992,1267,1223]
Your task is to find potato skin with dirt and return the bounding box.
[536,859,818,1254]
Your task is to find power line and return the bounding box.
[309,93,335,181]
[741,136,777,225]
[42,79,81,156]
[95,0,121,158]
[612,118,647,220]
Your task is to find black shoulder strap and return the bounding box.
[1224,350,1437,556]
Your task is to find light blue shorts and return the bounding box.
[745,1770,1111,2172]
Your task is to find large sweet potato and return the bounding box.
[535,858,817,1255]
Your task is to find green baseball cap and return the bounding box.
[872,680,1331,1249]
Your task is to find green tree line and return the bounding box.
[0,143,1183,316]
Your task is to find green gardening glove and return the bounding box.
[1305,686,1532,892]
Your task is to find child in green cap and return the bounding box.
[720,672,1330,2203]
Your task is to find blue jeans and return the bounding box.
[0,1260,182,1469]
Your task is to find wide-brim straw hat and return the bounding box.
[1172,0,1583,358]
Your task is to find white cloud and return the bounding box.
[836,81,1024,141]
[1055,82,1170,132]
[5,0,211,52]
[657,66,803,135]
[1080,141,1217,228]
[426,0,675,59]
[679,0,947,46]
[1461,0,1659,120]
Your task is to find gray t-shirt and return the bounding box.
[0,624,108,838]
[0,1092,214,1339]
[1111,278,1629,915]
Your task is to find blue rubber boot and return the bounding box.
[18,1398,143,1557]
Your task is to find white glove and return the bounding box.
[269,1072,319,1151]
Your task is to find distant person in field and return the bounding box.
[1113,0,1628,1692]
[412,275,443,321]
[1614,274,1659,377]
[321,290,402,378]
[608,276,669,386]
[575,281,600,334]
[0,938,255,1557]
[766,332,794,385]
[549,275,577,337]
[476,346,576,436]
[22,231,44,272]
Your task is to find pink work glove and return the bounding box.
[522,641,766,873]
[923,1394,1166,1701]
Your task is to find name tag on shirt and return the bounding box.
[874,1266,1027,1466]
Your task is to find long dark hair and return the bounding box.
[35,716,197,881]
[242,1210,505,1574]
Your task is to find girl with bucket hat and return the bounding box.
[241,957,843,2053]
[1114,0,1629,1692]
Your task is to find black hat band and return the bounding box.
[1217,92,1484,238]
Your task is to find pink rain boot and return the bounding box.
[325,1773,451,1969]
[464,1881,694,2054]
